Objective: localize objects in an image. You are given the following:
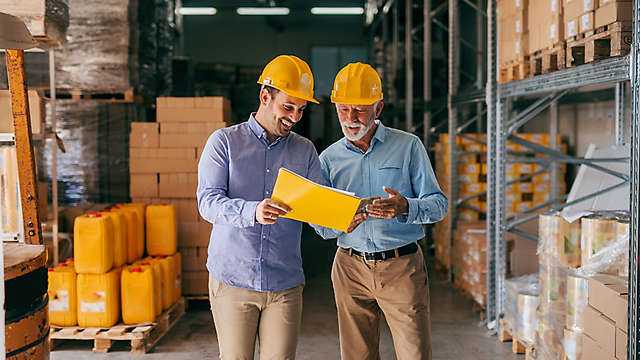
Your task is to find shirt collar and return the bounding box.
[248,113,267,140]
[344,119,386,152]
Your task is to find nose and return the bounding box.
[346,108,357,121]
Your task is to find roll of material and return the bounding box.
[563,327,583,360]
[581,212,628,274]
[566,274,589,331]
[616,219,629,277]
[517,293,538,345]
[539,261,566,312]
[537,309,566,358]
[539,213,581,267]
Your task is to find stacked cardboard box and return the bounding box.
[498,0,530,66]
[130,96,232,296]
[583,274,628,360]
[453,222,487,307]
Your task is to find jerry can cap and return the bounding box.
[131,267,143,273]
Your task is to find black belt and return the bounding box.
[342,242,418,261]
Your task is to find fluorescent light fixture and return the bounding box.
[310,7,364,15]
[177,7,217,15]
[236,7,290,15]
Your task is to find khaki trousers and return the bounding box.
[209,276,303,360]
[332,246,432,360]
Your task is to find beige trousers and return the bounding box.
[332,246,432,360]
[209,276,303,360]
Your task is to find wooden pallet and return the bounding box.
[497,320,530,355]
[499,58,531,84]
[49,297,185,354]
[42,88,136,103]
[529,43,566,76]
[566,22,632,67]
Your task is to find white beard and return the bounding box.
[341,119,375,141]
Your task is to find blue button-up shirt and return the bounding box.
[313,121,448,252]
[197,114,323,292]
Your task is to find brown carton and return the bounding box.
[130,174,158,198]
[159,133,211,149]
[616,328,627,360]
[157,97,196,108]
[580,11,595,32]
[180,247,208,271]
[130,157,198,174]
[583,333,616,360]
[0,90,43,134]
[160,122,226,134]
[564,0,585,20]
[584,305,616,356]
[178,221,212,247]
[130,122,159,148]
[583,0,599,11]
[130,147,197,160]
[595,2,633,28]
[588,274,629,331]
[152,198,201,223]
[159,173,198,198]
[182,271,208,295]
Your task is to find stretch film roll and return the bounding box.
[517,293,538,345]
[566,274,588,331]
[539,212,581,267]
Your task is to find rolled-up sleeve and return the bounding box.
[398,137,448,224]
[197,131,259,228]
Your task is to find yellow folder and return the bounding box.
[271,168,360,232]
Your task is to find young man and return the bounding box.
[314,62,448,360]
[197,55,323,359]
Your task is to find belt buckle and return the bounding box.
[364,252,376,262]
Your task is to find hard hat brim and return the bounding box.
[330,94,383,106]
[258,81,320,104]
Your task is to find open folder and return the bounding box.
[271,168,361,232]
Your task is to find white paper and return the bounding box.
[280,167,356,197]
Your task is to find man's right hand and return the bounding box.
[255,199,292,225]
[347,212,367,233]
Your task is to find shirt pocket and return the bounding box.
[377,161,410,194]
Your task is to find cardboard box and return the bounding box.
[584,305,616,356]
[180,247,208,271]
[589,274,629,331]
[580,11,595,33]
[160,122,225,134]
[130,147,197,160]
[159,133,211,149]
[152,198,201,223]
[595,2,633,28]
[156,97,196,108]
[583,0,599,11]
[178,221,212,247]
[616,328,627,360]
[182,271,208,295]
[583,333,616,360]
[130,174,158,198]
[0,90,44,134]
[130,122,159,148]
[564,0,585,21]
[130,157,198,174]
[156,97,231,123]
[159,173,198,199]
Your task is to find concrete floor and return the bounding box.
[50,267,521,360]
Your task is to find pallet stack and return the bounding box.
[129,96,232,297]
[565,0,633,67]
[498,0,530,83]
[452,222,487,308]
[528,0,565,76]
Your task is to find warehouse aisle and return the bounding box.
[50,259,519,359]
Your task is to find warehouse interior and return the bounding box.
[0,0,637,359]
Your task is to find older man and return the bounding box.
[313,62,448,360]
[197,55,323,359]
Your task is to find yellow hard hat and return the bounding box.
[257,55,319,104]
[331,62,383,105]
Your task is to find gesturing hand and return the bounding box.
[256,199,291,225]
[347,212,367,233]
[365,186,409,219]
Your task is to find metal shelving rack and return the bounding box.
[486,3,640,359]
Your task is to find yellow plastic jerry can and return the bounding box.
[152,255,175,310]
[121,266,156,324]
[48,265,78,326]
[145,204,178,256]
[170,252,182,302]
[121,203,146,259]
[100,210,128,268]
[74,212,114,274]
[136,259,163,316]
[77,267,121,328]
[112,206,140,264]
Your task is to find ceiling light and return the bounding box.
[177,7,217,15]
[310,7,365,15]
[236,7,290,15]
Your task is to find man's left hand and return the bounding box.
[365,186,409,219]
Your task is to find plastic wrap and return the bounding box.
[563,328,582,360]
[538,212,581,267]
[38,100,144,205]
[55,0,138,90]
[517,293,538,345]
[504,274,539,338]
[565,274,588,331]
[536,309,565,360]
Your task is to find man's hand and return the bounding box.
[365,186,409,219]
[347,212,367,233]
[256,199,291,225]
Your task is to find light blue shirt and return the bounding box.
[197,114,323,292]
[313,121,448,252]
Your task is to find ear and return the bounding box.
[259,88,271,106]
[375,101,384,118]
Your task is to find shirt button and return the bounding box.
[266,191,270,195]
[261,258,265,262]
[266,169,270,173]
[263,235,266,239]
